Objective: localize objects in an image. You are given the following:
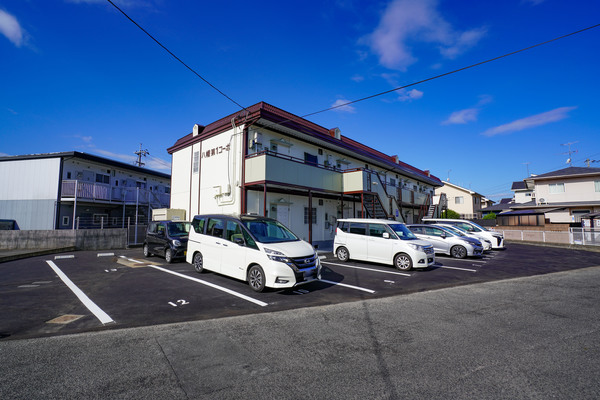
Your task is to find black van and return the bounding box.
[143,220,190,263]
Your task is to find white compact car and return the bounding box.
[333,218,435,271]
[186,214,321,292]
[407,224,483,258]
[435,223,493,251]
[422,218,505,249]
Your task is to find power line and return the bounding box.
[300,23,600,118]
[106,0,247,111]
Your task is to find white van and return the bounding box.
[333,218,435,271]
[422,218,505,249]
[186,214,321,292]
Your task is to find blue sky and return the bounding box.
[1,0,599,202]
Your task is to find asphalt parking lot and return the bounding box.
[2,243,600,341]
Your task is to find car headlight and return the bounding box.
[407,243,425,252]
[172,240,182,247]
[264,247,292,263]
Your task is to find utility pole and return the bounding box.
[134,143,149,167]
[585,159,600,167]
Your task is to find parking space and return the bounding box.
[2,243,600,340]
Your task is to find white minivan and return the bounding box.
[333,218,435,271]
[186,214,321,292]
[422,218,505,249]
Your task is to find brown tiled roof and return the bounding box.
[167,101,442,185]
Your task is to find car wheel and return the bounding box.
[336,246,350,262]
[394,253,413,271]
[165,248,173,263]
[451,245,467,259]
[193,252,203,273]
[143,244,152,257]
[247,265,266,292]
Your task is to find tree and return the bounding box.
[442,209,460,219]
[483,212,497,220]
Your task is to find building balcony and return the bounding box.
[60,180,170,208]
[244,151,343,192]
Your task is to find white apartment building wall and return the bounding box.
[169,102,443,247]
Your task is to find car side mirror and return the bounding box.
[382,232,390,239]
[233,237,245,246]
[440,232,447,238]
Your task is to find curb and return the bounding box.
[0,247,78,263]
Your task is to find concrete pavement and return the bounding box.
[1,265,599,399]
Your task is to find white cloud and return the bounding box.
[351,75,364,83]
[362,0,486,70]
[0,9,24,47]
[482,106,577,137]
[331,99,357,113]
[397,88,423,102]
[0,152,11,157]
[442,108,479,125]
[442,94,493,125]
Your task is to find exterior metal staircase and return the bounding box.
[362,194,389,219]
[426,204,436,218]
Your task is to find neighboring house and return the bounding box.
[0,152,171,230]
[167,101,443,248]
[434,181,490,219]
[511,180,535,203]
[498,166,600,227]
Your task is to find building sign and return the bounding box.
[202,144,230,159]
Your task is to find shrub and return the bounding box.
[483,212,497,220]
[442,209,460,219]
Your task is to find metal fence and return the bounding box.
[494,228,600,247]
[70,216,147,246]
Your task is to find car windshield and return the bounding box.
[167,222,190,237]
[469,221,488,232]
[242,218,299,243]
[438,226,459,237]
[442,226,466,236]
[389,223,418,240]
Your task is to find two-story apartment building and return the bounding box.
[0,152,171,230]
[167,102,443,248]
[499,166,600,226]
[434,181,490,219]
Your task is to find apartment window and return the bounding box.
[304,207,317,224]
[595,180,600,192]
[62,216,70,226]
[193,151,200,174]
[549,183,565,194]
[389,178,396,187]
[455,196,464,204]
[66,172,72,179]
[95,173,110,184]
[304,152,318,167]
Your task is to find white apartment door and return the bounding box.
[277,205,289,227]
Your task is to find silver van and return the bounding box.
[422,218,505,249]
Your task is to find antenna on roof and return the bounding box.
[561,141,578,166]
[134,143,149,167]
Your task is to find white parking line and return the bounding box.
[54,255,74,260]
[147,265,268,307]
[119,256,145,264]
[439,258,487,263]
[97,252,115,257]
[438,265,477,272]
[322,261,411,277]
[319,279,375,293]
[45,260,114,325]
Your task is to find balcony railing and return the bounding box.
[61,180,170,207]
[245,151,343,192]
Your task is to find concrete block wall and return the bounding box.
[0,229,127,250]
